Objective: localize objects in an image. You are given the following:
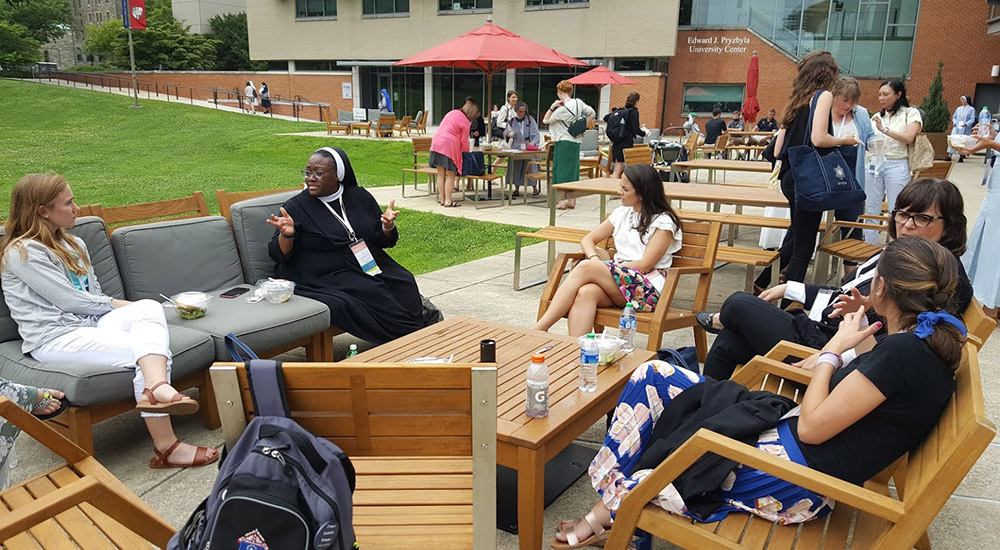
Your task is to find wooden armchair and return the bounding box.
[623,145,652,167]
[324,107,349,136]
[392,115,412,137]
[401,136,437,197]
[412,110,428,135]
[537,220,722,359]
[79,192,210,235]
[211,361,497,550]
[813,218,885,284]
[370,115,396,139]
[0,397,175,549]
[913,160,953,180]
[605,343,996,550]
[695,132,730,159]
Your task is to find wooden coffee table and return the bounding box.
[347,316,656,550]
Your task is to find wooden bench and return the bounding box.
[606,342,996,550]
[79,191,210,235]
[211,362,497,550]
[539,220,722,359]
[0,397,175,549]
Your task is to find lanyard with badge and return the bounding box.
[321,197,382,277]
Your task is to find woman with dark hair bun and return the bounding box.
[605,92,646,179]
[533,164,681,337]
[697,177,972,381]
[267,147,427,344]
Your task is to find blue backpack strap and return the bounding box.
[245,359,291,418]
[225,333,260,362]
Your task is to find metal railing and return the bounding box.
[1,67,331,122]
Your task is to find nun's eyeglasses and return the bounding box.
[301,169,326,179]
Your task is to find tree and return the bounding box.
[207,12,265,71]
[83,19,127,67]
[919,61,950,133]
[0,0,73,44]
[0,20,41,65]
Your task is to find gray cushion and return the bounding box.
[0,325,214,406]
[366,108,380,122]
[69,216,125,298]
[0,226,18,343]
[230,191,300,284]
[165,285,330,361]
[337,109,354,124]
[112,217,244,300]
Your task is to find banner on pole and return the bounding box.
[121,0,147,30]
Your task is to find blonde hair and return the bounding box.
[556,80,574,95]
[832,76,861,103]
[1,174,90,276]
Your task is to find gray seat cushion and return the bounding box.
[69,216,125,298]
[230,191,300,283]
[0,226,18,344]
[165,285,329,360]
[337,109,354,124]
[112,216,244,300]
[0,325,214,406]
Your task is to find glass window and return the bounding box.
[513,67,599,128]
[438,0,491,12]
[682,84,745,116]
[679,0,749,27]
[297,0,336,18]
[526,0,588,8]
[364,0,408,15]
[616,58,650,71]
[295,60,338,71]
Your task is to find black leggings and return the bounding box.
[754,174,824,288]
[703,292,799,380]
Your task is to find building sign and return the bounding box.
[687,35,751,54]
[342,82,352,99]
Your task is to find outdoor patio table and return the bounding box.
[669,158,772,185]
[346,316,655,550]
[349,122,371,136]
[472,147,548,204]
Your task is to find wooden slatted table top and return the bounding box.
[349,316,655,450]
[552,178,788,208]
[669,159,773,172]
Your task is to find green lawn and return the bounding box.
[0,79,538,275]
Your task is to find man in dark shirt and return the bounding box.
[704,108,727,145]
[727,111,744,131]
[757,108,779,132]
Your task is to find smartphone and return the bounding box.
[220,287,250,299]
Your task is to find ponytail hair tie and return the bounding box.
[913,310,967,340]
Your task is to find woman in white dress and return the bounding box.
[960,123,1000,319]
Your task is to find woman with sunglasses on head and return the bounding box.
[696,177,971,381]
[554,237,966,549]
[267,147,427,345]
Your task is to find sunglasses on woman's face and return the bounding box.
[892,209,943,227]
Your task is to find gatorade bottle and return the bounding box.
[979,107,992,137]
[619,302,637,353]
[526,354,549,418]
[346,344,358,359]
[579,334,599,392]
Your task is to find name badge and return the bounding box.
[809,289,834,322]
[350,239,382,276]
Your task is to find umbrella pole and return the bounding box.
[486,71,494,140]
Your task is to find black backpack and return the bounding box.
[169,360,357,550]
[605,107,630,142]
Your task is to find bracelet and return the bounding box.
[817,351,843,369]
[588,254,599,260]
[279,233,294,240]
[382,221,395,231]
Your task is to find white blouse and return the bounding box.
[608,206,682,291]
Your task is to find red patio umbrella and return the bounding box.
[567,66,637,86]
[395,17,587,131]
[741,51,761,124]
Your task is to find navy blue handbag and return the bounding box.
[460,151,486,176]
[787,91,865,212]
[656,346,700,374]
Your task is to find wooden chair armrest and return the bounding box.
[831,220,883,231]
[669,266,713,276]
[731,355,815,386]
[0,477,105,541]
[764,340,819,362]
[859,214,889,222]
[613,428,904,535]
[0,398,88,462]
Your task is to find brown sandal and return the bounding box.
[136,381,199,415]
[150,440,219,469]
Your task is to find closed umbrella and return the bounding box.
[741,51,760,124]
[395,17,587,132]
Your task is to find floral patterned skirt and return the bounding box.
[589,360,835,546]
[605,262,663,312]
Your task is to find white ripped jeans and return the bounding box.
[31,299,173,418]
[864,159,910,244]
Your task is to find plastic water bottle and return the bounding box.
[579,334,599,392]
[526,354,549,418]
[619,302,637,353]
[346,344,358,359]
[979,107,992,137]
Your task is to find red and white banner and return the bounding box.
[122,0,146,30]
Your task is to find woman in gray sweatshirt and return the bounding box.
[0,174,218,469]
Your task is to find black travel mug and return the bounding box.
[480,339,496,363]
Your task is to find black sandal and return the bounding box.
[32,391,70,420]
[695,311,721,334]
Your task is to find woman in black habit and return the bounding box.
[267,147,425,344]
